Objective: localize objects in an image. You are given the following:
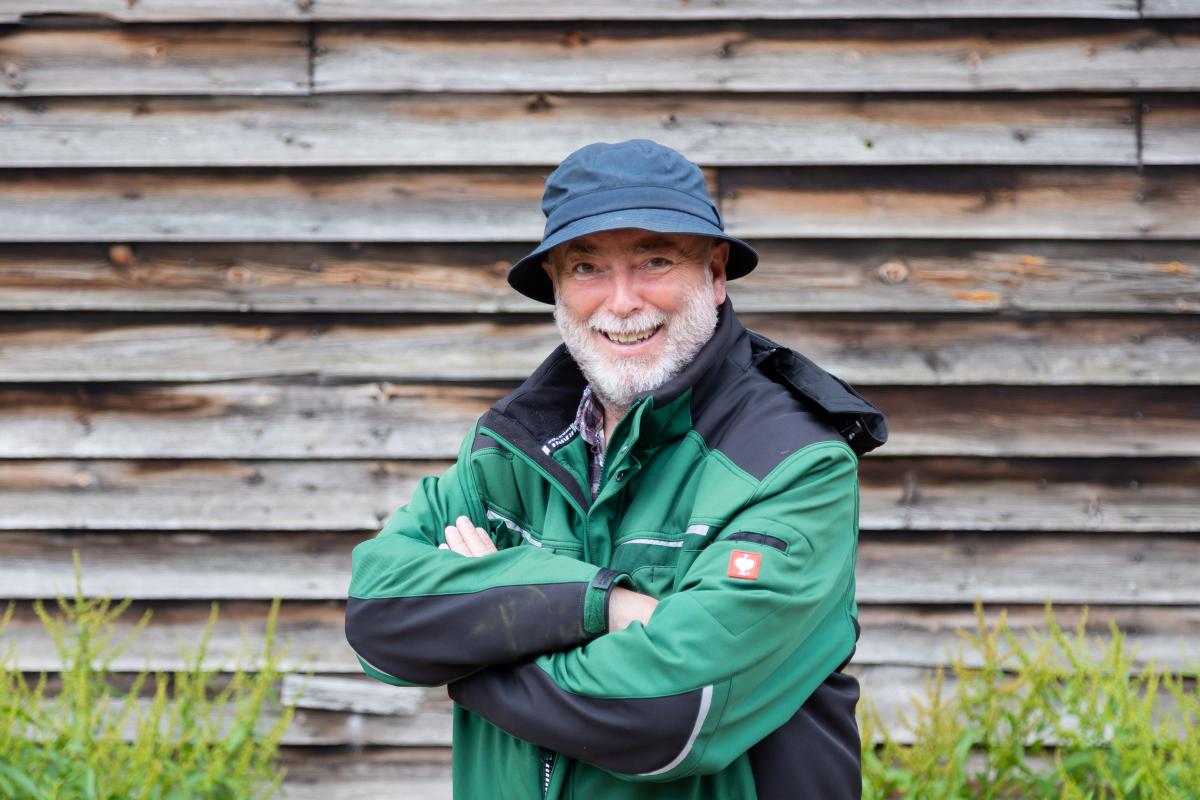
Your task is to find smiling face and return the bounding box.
[543,228,729,412]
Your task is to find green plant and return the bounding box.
[0,555,295,799]
[861,602,1200,800]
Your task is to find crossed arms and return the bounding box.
[345,439,860,781]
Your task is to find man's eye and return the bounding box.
[571,262,597,275]
[644,257,673,269]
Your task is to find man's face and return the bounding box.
[543,228,729,410]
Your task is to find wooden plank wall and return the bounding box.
[1,3,1199,797]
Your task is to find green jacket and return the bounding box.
[346,299,887,799]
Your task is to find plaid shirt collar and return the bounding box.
[574,386,606,498]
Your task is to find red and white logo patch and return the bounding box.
[727,549,762,580]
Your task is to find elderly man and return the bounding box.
[345,140,887,799]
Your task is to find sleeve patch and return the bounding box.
[727,549,762,580]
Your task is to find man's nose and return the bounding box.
[606,267,643,316]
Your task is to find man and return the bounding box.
[345,139,887,799]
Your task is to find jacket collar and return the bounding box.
[487,297,887,462]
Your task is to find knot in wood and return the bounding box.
[876,260,909,284]
[559,30,590,49]
[525,93,553,113]
[108,244,134,267]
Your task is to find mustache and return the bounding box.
[585,310,668,335]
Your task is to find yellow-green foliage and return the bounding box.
[860,602,1200,799]
[0,558,295,799]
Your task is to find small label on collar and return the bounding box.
[727,549,761,580]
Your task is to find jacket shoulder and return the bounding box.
[690,359,847,482]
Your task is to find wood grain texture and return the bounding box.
[0,94,1138,167]
[721,167,1200,239]
[277,752,450,800]
[0,460,431,531]
[1142,96,1200,166]
[0,0,1143,24]
[1,314,1195,385]
[1142,0,1200,15]
[0,25,309,96]
[2,530,1198,603]
[314,22,1200,93]
[2,167,1194,242]
[5,600,1198,673]
[2,383,1198,459]
[0,458,1195,532]
[3,240,1197,314]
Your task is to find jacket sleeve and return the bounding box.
[345,426,629,687]
[447,440,860,782]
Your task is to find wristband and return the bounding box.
[583,568,627,636]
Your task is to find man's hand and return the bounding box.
[439,515,498,557]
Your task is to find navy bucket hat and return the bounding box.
[507,139,759,304]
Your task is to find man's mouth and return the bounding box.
[599,325,662,346]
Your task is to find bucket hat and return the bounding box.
[507,139,759,304]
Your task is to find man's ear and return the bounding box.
[709,241,730,305]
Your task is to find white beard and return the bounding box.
[553,271,719,413]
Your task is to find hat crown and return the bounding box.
[541,139,718,223]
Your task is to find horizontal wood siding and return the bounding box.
[1,8,1197,799]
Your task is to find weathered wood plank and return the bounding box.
[0,456,1195,533]
[277,752,450,800]
[0,25,309,96]
[314,22,1200,93]
[3,530,1199,602]
[0,460,430,531]
[722,167,1200,239]
[1,315,1195,385]
[3,240,1197,314]
[0,94,1138,167]
[3,383,1198,459]
[0,0,1143,24]
[1142,96,1200,166]
[2,167,1194,242]
[6,600,1199,674]
[1142,0,1200,16]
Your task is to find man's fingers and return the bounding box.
[444,524,471,556]
[456,516,497,556]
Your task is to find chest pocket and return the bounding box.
[609,534,687,599]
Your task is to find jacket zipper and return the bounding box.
[540,748,557,799]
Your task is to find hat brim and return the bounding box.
[507,208,759,305]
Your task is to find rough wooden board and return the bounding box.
[6,600,1199,674]
[1142,97,1200,166]
[277,754,450,800]
[0,25,309,96]
[721,166,1200,239]
[2,528,1199,602]
[1,166,1195,242]
[0,94,1138,167]
[3,383,1198,460]
[0,460,432,531]
[3,458,1196,533]
[0,168,549,243]
[279,758,450,800]
[1142,0,1200,15]
[3,240,1197,314]
[0,0,1143,23]
[314,22,1200,93]
[1,314,1196,385]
